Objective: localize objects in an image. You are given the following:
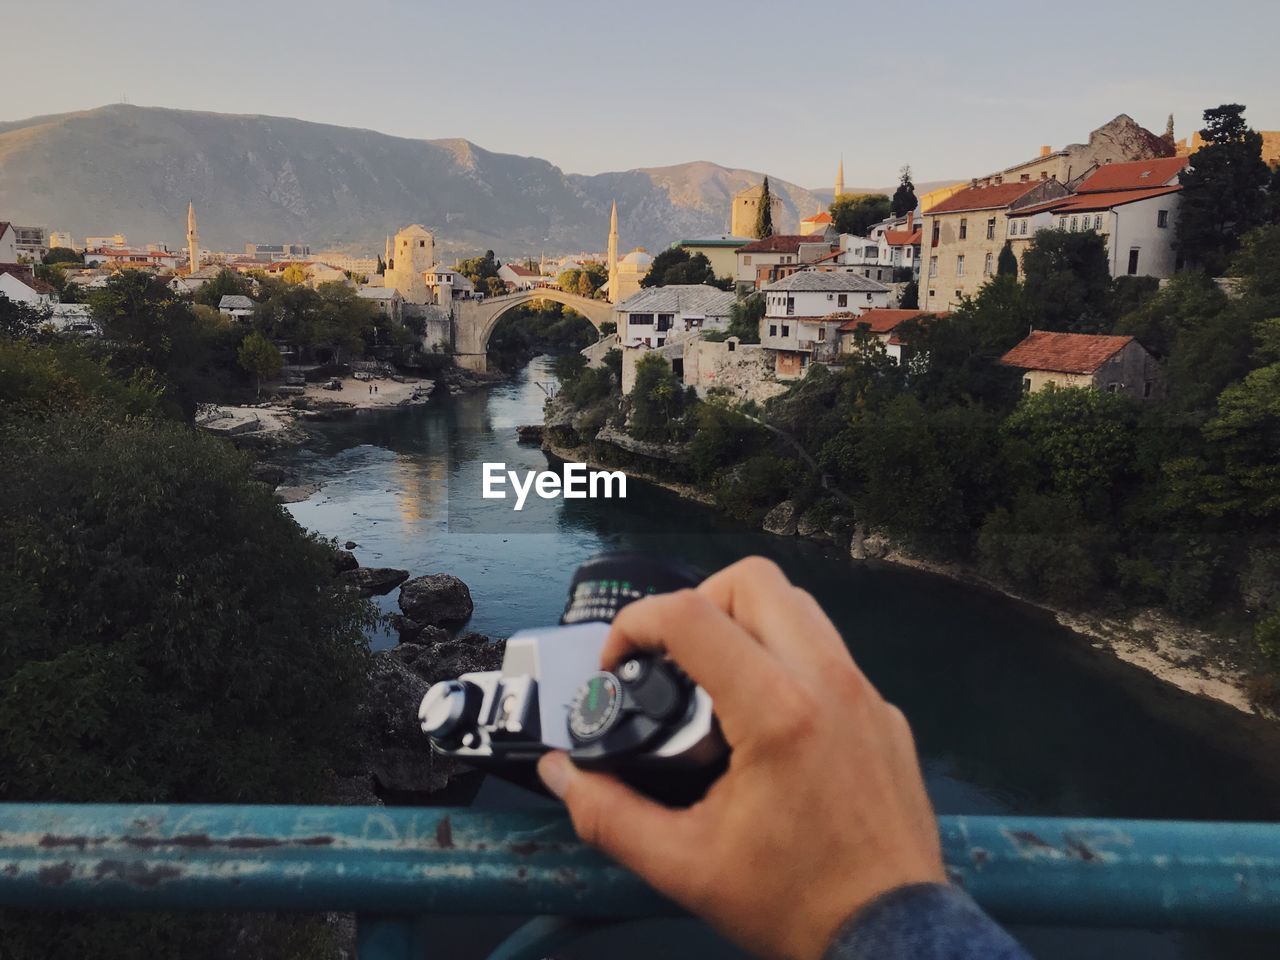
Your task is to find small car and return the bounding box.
[323,378,343,391]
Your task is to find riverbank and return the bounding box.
[543,428,1265,721]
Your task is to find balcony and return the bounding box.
[2,804,1278,959]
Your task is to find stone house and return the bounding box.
[217,294,256,320]
[759,271,890,380]
[734,235,836,290]
[835,308,931,365]
[999,330,1160,399]
[918,177,1069,311]
[614,284,735,349]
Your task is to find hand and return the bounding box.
[537,556,946,960]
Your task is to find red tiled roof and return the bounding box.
[883,228,922,246]
[835,308,925,334]
[801,211,834,223]
[504,263,540,277]
[736,235,833,254]
[1077,157,1187,193]
[999,330,1135,375]
[924,180,1046,215]
[0,263,35,283]
[0,221,11,236]
[1011,186,1181,217]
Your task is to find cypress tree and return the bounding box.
[997,240,1018,277]
[754,176,775,239]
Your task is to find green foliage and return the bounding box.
[978,492,1112,604]
[712,453,795,522]
[726,292,764,343]
[830,193,891,236]
[1176,104,1271,273]
[628,353,689,442]
[602,347,622,382]
[599,320,617,336]
[253,279,380,364]
[997,240,1018,277]
[557,263,607,298]
[0,339,163,420]
[456,250,502,286]
[891,165,917,218]
[1020,229,1113,333]
[193,267,252,307]
[754,176,775,239]
[640,249,728,289]
[238,330,283,396]
[1,291,47,340]
[688,401,769,480]
[898,279,919,310]
[43,247,83,265]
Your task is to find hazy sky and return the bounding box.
[9,0,1279,187]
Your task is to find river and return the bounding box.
[283,356,1279,960]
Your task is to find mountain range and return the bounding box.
[0,104,951,258]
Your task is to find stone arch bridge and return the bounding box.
[452,289,614,371]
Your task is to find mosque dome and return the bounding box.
[619,248,652,270]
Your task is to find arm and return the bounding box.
[537,556,1031,960]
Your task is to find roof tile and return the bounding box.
[999,330,1136,375]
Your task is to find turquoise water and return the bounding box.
[283,357,1280,959]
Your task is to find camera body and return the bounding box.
[418,553,727,802]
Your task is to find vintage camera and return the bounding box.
[418,552,726,802]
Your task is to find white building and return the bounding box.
[835,308,930,365]
[0,264,52,305]
[0,222,17,262]
[11,225,47,262]
[1005,157,1188,279]
[498,262,547,291]
[357,286,404,324]
[615,284,736,348]
[218,295,256,320]
[426,266,475,303]
[48,231,76,251]
[759,271,890,379]
[734,235,837,289]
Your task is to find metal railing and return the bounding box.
[2,804,1279,959]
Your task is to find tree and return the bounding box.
[640,248,724,288]
[1020,229,1113,333]
[0,294,46,340]
[237,330,282,397]
[457,250,502,286]
[628,353,688,441]
[830,193,891,237]
[726,292,764,343]
[42,247,83,266]
[898,279,919,310]
[281,263,308,285]
[997,240,1018,277]
[194,267,251,307]
[754,176,775,239]
[891,165,917,218]
[376,254,386,275]
[1176,104,1271,273]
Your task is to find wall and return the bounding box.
[1022,342,1159,399]
[679,243,739,280]
[1110,194,1181,279]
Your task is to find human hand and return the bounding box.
[537,556,945,960]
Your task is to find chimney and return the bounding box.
[1039,145,1052,157]
[906,211,914,231]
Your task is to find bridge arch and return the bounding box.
[453,289,615,371]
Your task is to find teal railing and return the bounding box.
[2,804,1280,958]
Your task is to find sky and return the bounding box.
[8,0,1280,188]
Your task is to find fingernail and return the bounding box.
[538,751,572,799]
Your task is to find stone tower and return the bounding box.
[835,156,845,200]
[384,224,435,304]
[607,200,619,303]
[186,202,200,273]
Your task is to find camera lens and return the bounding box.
[560,551,705,625]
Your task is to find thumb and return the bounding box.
[538,751,697,892]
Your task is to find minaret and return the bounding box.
[835,156,845,200]
[606,200,619,303]
[186,202,200,273]
[384,235,392,270]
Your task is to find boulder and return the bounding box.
[824,515,854,550]
[850,523,891,561]
[357,652,456,795]
[796,508,831,541]
[332,549,360,574]
[249,462,288,486]
[762,500,798,537]
[399,574,474,627]
[392,632,504,686]
[389,615,449,646]
[340,566,410,597]
[516,424,544,444]
[344,540,359,550]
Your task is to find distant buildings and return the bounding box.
[245,242,311,259]
[383,224,435,303]
[1000,330,1159,399]
[497,262,546,291]
[835,308,932,365]
[676,235,749,283]
[734,235,836,289]
[602,201,652,303]
[217,295,256,320]
[730,181,784,238]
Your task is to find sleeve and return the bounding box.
[822,883,1033,960]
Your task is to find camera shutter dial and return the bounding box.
[568,672,623,742]
[420,679,483,745]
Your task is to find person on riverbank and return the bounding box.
[538,556,1030,960]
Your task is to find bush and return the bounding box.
[688,401,769,480]
[713,453,795,522]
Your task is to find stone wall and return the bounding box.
[683,338,787,405]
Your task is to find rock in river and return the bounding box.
[762,500,798,536]
[399,574,474,627]
[332,549,360,574]
[340,566,410,597]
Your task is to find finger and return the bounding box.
[602,589,781,736]
[538,752,701,898]
[697,557,852,669]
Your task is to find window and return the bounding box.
[959,218,968,240]
[1106,383,1119,394]
[786,297,795,315]
[1070,216,1078,231]
[986,218,996,240]
[818,327,826,341]
[837,294,847,307]
[928,256,938,278]
[1127,248,1140,275]
[1094,214,1102,230]
[743,255,752,265]
[931,222,940,246]
[1023,377,1032,393]
[1020,220,1028,236]
[781,324,790,337]
[728,341,736,352]
[983,253,993,276]
[769,324,777,337]
[1143,380,1153,398]
[1059,217,1068,230]
[1157,209,1169,228]
[657,313,673,332]
[1009,220,1017,236]
[956,255,965,277]
[928,289,936,298]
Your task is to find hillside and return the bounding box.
[0,105,861,257]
